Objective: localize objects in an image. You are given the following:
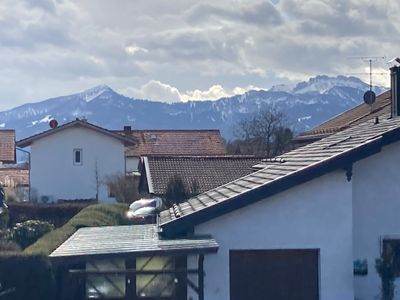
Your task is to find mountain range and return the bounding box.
[0,75,386,140]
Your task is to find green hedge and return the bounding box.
[8,201,97,228]
[0,253,56,300]
[25,203,129,255]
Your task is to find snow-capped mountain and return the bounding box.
[0,75,387,140]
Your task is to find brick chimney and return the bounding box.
[391,66,400,117]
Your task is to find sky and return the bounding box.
[0,0,399,110]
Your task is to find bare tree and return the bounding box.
[103,174,140,203]
[227,106,293,157]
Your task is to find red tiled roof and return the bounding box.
[0,130,16,163]
[117,130,226,156]
[0,168,29,186]
[295,90,391,143]
[143,155,262,195]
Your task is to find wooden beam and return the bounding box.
[68,268,199,275]
[185,277,199,294]
[198,254,204,300]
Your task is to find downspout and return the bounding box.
[16,147,31,202]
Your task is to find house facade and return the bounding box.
[17,119,134,203]
[188,170,353,299]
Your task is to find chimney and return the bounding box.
[391,66,400,117]
[124,126,132,133]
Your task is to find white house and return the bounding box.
[50,66,400,300]
[16,119,135,203]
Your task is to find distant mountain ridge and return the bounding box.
[0,75,386,140]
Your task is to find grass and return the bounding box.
[24,203,129,255]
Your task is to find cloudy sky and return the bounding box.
[0,0,398,110]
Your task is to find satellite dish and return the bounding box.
[363,90,376,105]
[49,119,58,129]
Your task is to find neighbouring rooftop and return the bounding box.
[0,130,16,164]
[295,90,391,144]
[116,129,226,157]
[142,155,262,195]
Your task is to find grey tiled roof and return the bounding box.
[50,224,218,260]
[144,156,262,195]
[159,114,400,236]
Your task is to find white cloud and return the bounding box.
[182,85,230,101]
[127,80,182,103]
[125,45,149,55]
[181,84,263,101]
[125,81,263,102]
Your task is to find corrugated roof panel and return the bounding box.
[50,225,218,259]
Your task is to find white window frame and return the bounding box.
[73,148,83,166]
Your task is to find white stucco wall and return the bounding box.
[30,126,125,203]
[188,171,354,300]
[353,141,400,300]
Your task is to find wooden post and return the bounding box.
[198,254,204,300]
[125,259,135,300]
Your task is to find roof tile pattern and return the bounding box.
[296,90,391,142]
[160,114,400,232]
[0,130,16,163]
[145,156,262,194]
[117,130,226,156]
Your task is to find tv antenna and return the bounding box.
[347,56,386,107]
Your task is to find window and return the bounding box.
[136,256,176,298]
[84,256,185,300]
[73,149,83,165]
[126,157,140,173]
[86,259,125,299]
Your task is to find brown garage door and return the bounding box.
[230,249,319,300]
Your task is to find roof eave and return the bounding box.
[50,244,219,266]
[16,121,136,147]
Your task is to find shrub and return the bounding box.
[8,201,95,228]
[164,174,190,207]
[0,209,9,229]
[0,253,55,300]
[0,240,21,252]
[103,174,140,203]
[13,220,54,249]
